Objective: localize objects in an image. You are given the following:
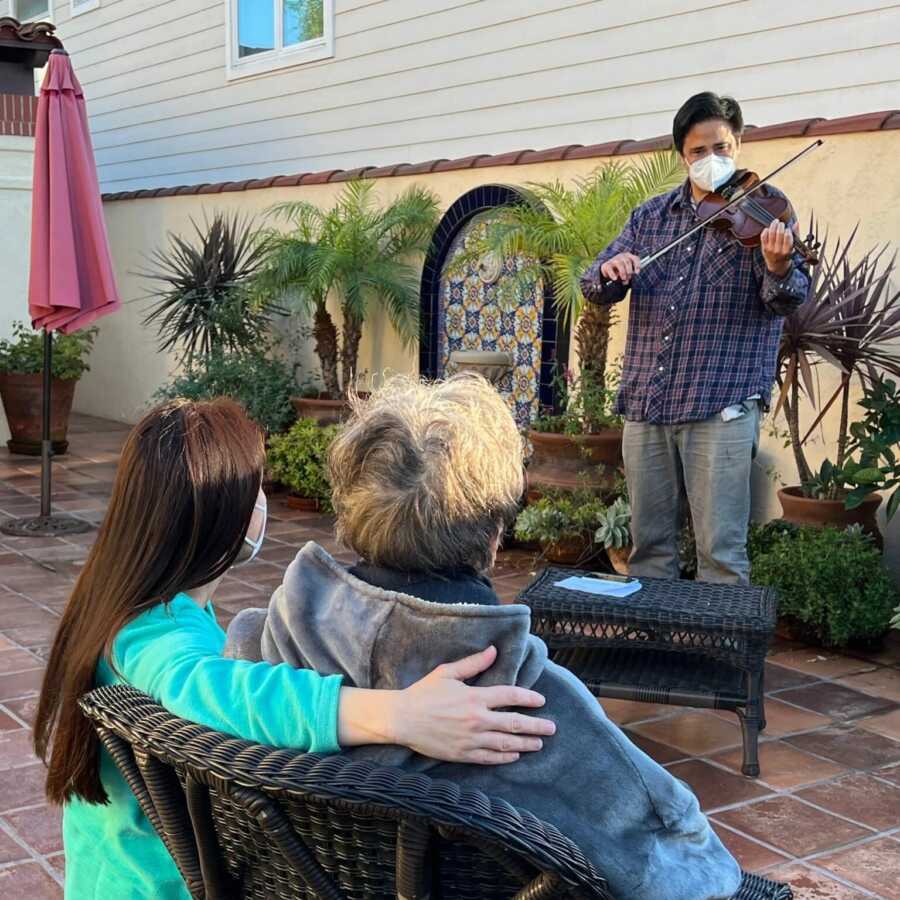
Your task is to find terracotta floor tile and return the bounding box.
[621,729,687,765]
[0,668,45,702]
[0,862,62,898]
[712,698,831,737]
[0,828,29,864]
[764,662,820,693]
[776,682,898,721]
[1,621,59,648]
[0,707,21,731]
[713,740,847,789]
[0,730,39,769]
[767,649,876,679]
[629,711,743,756]
[787,726,900,769]
[1,805,62,855]
[876,763,900,786]
[0,649,41,675]
[711,823,790,871]
[858,707,900,742]
[45,852,64,876]
[766,863,872,899]
[667,760,773,811]
[714,796,872,857]
[598,698,675,725]
[837,667,900,703]
[817,837,900,897]
[796,772,900,831]
[0,764,48,813]
[3,697,37,728]
[0,606,58,630]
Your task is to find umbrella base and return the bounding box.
[7,439,69,457]
[1,515,92,537]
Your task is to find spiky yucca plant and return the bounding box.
[454,153,682,387]
[141,213,278,366]
[254,181,441,398]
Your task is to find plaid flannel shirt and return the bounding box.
[581,180,810,424]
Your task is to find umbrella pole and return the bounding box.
[40,329,52,518]
[0,330,91,537]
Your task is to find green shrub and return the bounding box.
[155,350,296,435]
[267,419,339,510]
[750,524,898,647]
[515,490,607,544]
[0,322,97,380]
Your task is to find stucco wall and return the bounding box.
[87,128,900,573]
[0,133,35,446]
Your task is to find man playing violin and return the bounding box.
[580,92,810,584]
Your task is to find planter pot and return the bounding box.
[542,535,592,566]
[526,429,623,497]
[285,494,320,512]
[606,544,632,575]
[777,486,882,547]
[291,392,371,426]
[0,374,77,456]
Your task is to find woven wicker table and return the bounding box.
[518,569,778,777]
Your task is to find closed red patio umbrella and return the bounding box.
[1,48,120,537]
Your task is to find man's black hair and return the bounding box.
[672,92,744,154]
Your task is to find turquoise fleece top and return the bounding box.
[63,593,343,899]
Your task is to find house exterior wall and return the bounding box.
[14,0,900,193]
[85,128,900,573]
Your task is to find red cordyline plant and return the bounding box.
[775,222,900,493]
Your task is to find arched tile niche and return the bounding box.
[419,185,569,427]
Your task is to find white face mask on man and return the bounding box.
[688,153,736,193]
[234,495,267,567]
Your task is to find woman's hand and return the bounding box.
[338,646,556,764]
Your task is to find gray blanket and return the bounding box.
[224,541,741,900]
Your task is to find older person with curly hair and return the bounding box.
[226,375,741,900]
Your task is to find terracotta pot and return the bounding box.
[0,374,77,456]
[606,544,631,575]
[542,535,592,566]
[285,494,320,512]
[777,486,882,547]
[291,392,371,426]
[526,429,623,497]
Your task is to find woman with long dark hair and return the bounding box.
[34,399,554,898]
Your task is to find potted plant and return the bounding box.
[594,497,632,574]
[141,212,284,367]
[0,322,97,455]
[749,521,897,648]
[774,224,900,537]
[253,181,441,419]
[454,155,682,494]
[266,418,339,511]
[514,490,607,565]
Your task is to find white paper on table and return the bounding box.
[553,575,642,598]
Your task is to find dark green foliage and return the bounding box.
[267,419,339,510]
[750,523,897,647]
[155,350,296,436]
[0,322,97,380]
[141,212,283,364]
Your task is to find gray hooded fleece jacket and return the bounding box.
[224,542,741,900]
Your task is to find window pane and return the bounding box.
[283,0,324,47]
[17,0,49,19]
[238,0,275,58]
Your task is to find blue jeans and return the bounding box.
[622,402,761,584]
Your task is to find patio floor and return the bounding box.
[0,415,898,899]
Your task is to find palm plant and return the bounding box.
[254,181,441,398]
[453,153,682,388]
[774,222,900,489]
[141,213,280,366]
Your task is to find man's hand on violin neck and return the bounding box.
[760,219,796,277]
[601,253,641,283]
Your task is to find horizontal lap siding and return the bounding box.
[44,0,900,191]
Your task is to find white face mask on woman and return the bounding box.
[688,153,736,193]
[234,495,267,567]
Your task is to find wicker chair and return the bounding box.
[79,685,793,900]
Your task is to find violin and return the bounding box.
[698,168,819,266]
[582,140,823,305]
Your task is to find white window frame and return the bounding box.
[11,0,53,22]
[226,0,334,81]
[71,0,100,17]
